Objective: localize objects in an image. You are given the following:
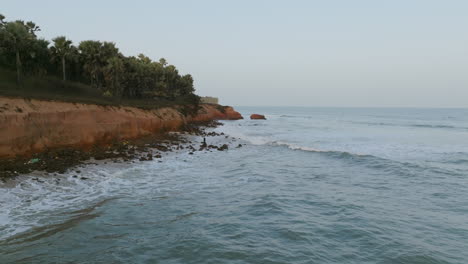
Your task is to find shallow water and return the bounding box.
[1,107,468,264]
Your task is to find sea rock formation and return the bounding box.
[0,97,243,158]
[191,105,243,122]
[250,114,266,120]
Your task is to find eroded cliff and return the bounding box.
[0,97,242,158]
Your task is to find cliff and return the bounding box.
[0,97,242,158]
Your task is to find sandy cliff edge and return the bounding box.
[0,97,242,158]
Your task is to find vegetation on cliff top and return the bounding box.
[0,14,200,111]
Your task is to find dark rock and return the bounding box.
[218,144,229,151]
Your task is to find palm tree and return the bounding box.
[104,56,124,97]
[78,40,102,87]
[0,20,34,85]
[51,36,72,81]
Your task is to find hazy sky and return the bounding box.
[3,1,468,107]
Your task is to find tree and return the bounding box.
[78,40,120,88]
[104,56,124,97]
[0,14,8,67]
[25,21,40,36]
[0,18,38,85]
[177,74,195,96]
[78,40,103,87]
[159,58,167,67]
[0,13,199,102]
[50,36,73,81]
[164,64,179,98]
[26,38,50,76]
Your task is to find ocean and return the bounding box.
[1,106,468,264]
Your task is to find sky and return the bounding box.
[2,0,468,107]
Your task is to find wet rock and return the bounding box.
[0,116,233,180]
[250,114,266,120]
[32,178,44,183]
[218,144,229,151]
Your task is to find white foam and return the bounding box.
[218,121,369,157]
[0,132,241,240]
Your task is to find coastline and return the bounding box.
[0,96,243,179]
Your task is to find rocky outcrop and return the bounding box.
[250,114,266,120]
[0,97,242,158]
[191,105,243,122]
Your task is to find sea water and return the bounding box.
[1,107,468,264]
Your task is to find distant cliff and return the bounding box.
[0,97,242,158]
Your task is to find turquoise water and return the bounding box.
[1,107,468,263]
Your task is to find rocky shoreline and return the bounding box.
[0,97,243,159]
[0,96,244,180]
[0,120,242,180]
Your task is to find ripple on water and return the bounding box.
[1,111,468,263]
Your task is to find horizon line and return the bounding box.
[230,105,468,109]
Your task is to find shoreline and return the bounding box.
[0,96,243,179]
[0,120,243,180]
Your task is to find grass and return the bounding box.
[0,67,199,111]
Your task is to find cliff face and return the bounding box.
[192,104,243,122]
[0,97,242,158]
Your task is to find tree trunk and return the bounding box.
[62,56,66,81]
[15,49,21,87]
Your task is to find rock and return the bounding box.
[250,114,266,120]
[218,144,229,151]
[223,107,244,120]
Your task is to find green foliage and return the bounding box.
[50,36,72,80]
[0,67,200,112]
[0,13,198,106]
[0,18,40,84]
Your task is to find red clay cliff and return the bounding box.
[0,97,242,158]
